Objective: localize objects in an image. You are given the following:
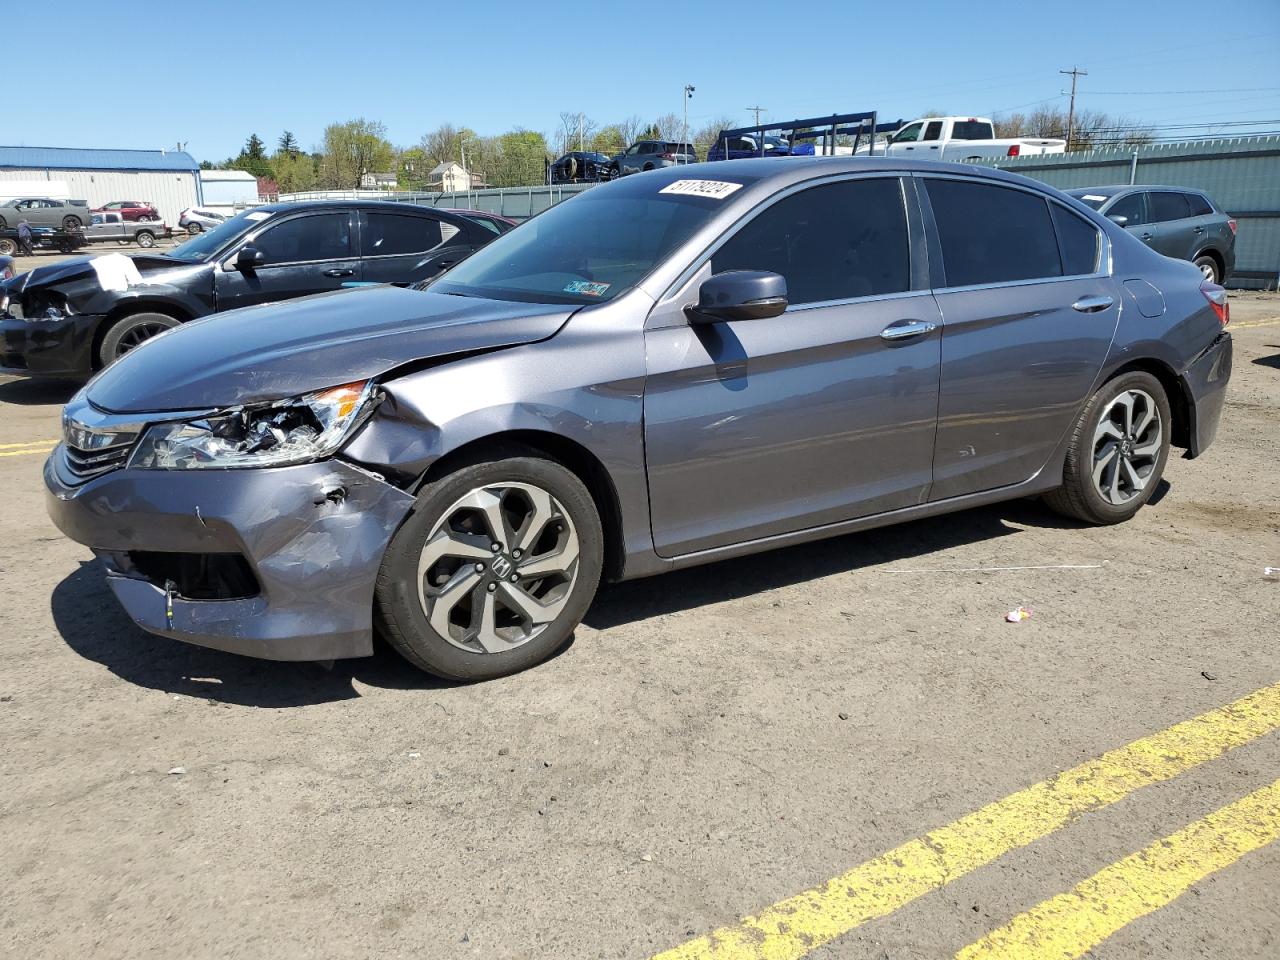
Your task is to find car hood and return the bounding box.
[86,285,575,413]
[6,253,199,297]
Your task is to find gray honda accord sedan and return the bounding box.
[44,158,1232,680]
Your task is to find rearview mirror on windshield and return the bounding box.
[687,270,788,324]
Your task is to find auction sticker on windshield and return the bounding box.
[564,280,610,297]
[659,180,744,200]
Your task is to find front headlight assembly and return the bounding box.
[127,380,377,470]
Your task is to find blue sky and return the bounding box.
[13,0,1280,162]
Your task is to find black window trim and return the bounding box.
[915,172,1111,293]
[652,171,929,323]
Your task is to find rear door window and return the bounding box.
[254,213,353,265]
[1051,203,1102,276]
[1185,193,1214,217]
[712,177,910,303]
[924,179,1062,287]
[923,121,943,141]
[1149,192,1191,222]
[363,212,444,257]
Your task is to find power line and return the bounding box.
[745,105,767,127]
[1086,87,1280,95]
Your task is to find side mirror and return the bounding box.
[1106,214,1129,227]
[236,246,266,271]
[687,270,788,324]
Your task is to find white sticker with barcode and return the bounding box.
[659,179,743,200]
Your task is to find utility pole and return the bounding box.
[683,85,695,162]
[577,112,584,152]
[1059,66,1087,151]
[745,105,767,128]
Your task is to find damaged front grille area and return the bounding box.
[59,395,146,484]
[100,550,261,601]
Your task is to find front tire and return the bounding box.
[0,238,16,256]
[1044,371,1171,524]
[186,221,202,234]
[98,312,181,365]
[376,453,603,681]
[62,216,82,230]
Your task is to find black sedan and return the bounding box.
[549,152,612,184]
[0,201,500,378]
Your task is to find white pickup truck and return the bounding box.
[859,117,1066,161]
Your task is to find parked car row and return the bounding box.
[0,201,511,375]
[550,140,699,183]
[6,157,1231,684]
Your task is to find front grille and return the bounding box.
[62,439,133,481]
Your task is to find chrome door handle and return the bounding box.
[323,268,354,278]
[1139,233,1154,241]
[880,319,937,341]
[1072,295,1114,313]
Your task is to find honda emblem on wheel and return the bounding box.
[490,556,513,579]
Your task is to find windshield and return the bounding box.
[431,175,757,305]
[1067,191,1112,211]
[166,209,266,261]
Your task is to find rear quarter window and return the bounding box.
[925,179,1062,287]
[364,213,444,256]
[1051,204,1102,276]
[1185,193,1214,217]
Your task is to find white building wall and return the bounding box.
[0,168,200,225]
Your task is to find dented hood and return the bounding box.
[87,285,575,413]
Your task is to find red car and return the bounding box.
[92,200,160,222]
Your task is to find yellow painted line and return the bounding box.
[956,778,1280,960]
[650,682,1280,960]
[0,444,55,458]
[0,439,58,449]
[1231,316,1280,329]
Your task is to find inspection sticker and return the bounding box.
[659,179,744,200]
[564,280,611,297]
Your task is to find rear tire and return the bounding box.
[62,216,82,230]
[98,312,181,365]
[135,230,156,248]
[1194,254,1219,284]
[0,238,16,256]
[1044,371,1171,525]
[186,222,202,234]
[376,452,603,681]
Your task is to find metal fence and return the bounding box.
[973,136,1280,290]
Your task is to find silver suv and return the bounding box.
[608,140,697,178]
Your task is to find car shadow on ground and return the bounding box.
[1251,349,1280,370]
[0,376,80,407]
[49,494,1113,707]
[585,496,1091,630]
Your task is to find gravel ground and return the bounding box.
[1,294,1277,960]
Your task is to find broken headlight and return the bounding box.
[127,380,376,470]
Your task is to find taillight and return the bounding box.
[660,152,676,160]
[1227,219,1237,236]
[1201,280,1229,325]
[1006,144,1021,157]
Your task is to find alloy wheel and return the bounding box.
[1091,388,1162,505]
[416,482,580,654]
[114,321,173,356]
[1199,260,1217,282]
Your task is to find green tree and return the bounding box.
[317,119,394,189]
[271,149,318,193]
[228,133,274,178]
[277,131,300,157]
[490,129,551,187]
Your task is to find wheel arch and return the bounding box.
[417,430,626,581]
[92,300,195,370]
[1103,357,1191,450]
[1193,246,1224,279]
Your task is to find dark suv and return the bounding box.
[0,201,499,378]
[1067,186,1236,283]
[608,140,697,178]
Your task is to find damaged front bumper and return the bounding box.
[1,311,104,377]
[44,451,415,660]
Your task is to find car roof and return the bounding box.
[1066,184,1209,196]
[249,199,459,215]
